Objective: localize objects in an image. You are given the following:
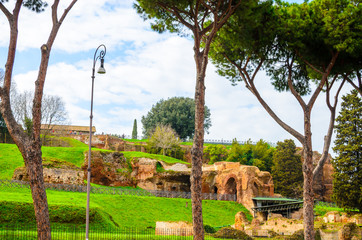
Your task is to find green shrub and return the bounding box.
[0,201,103,225]
[204,224,216,233]
[204,145,228,164]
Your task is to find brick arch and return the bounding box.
[222,174,239,196]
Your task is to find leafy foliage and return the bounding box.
[142,97,211,140]
[227,139,253,165]
[147,124,181,156]
[203,139,274,170]
[271,139,303,199]
[204,144,228,164]
[332,90,362,212]
[226,139,245,163]
[252,139,274,172]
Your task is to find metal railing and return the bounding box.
[0,180,236,202]
[0,225,236,240]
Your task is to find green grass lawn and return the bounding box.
[0,144,24,179]
[122,151,190,165]
[0,141,189,180]
[0,186,251,229]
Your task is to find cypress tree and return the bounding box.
[332,90,362,212]
[132,119,138,139]
[272,139,303,198]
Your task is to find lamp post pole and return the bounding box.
[86,44,106,240]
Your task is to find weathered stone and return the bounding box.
[155,221,193,236]
[323,212,362,225]
[297,148,334,202]
[235,211,250,230]
[338,223,362,240]
[81,151,136,187]
[211,162,274,212]
[290,208,303,220]
[250,217,304,236]
[13,161,84,185]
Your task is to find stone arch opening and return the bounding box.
[213,186,218,194]
[225,177,237,195]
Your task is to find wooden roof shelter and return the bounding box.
[252,197,303,219]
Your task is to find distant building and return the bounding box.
[40,124,96,136]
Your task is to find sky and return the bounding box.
[0,0,354,155]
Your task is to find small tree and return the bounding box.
[332,90,362,212]
[132,119,138,139]
[226,139,244,163]
[272,139,303,199]
[253,139,274,172]
[148,124,181,156]
[226,139,253,165]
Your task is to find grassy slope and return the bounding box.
[0,140,249,228]
[0,186,251,228]
[0,137,189,180]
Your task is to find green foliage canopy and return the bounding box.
[332,90,362,212]
[204,144,228,164]
[142,97,211,140]
[272,139,303,199]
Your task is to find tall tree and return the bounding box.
[272,139,303,199]
[134,1,242,238]
[141,97,211,140]
[332,90,362,212]
[132,119,138,139]
[0,1,78,239]
[209,0,360,239]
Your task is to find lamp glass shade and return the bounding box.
[97,59,106,74]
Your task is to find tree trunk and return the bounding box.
[303,113,315,240]
[191,51,207,240]
[26,145,51,239]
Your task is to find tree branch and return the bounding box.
[308,51,339,110]
[287,56,307,109]
[345,74,362,96]
[313,77,346,179]
[32,0,78,140]
[0,3,12,20]
[157,2,194,30]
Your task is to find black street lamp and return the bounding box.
[86,44,106,240]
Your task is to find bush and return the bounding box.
[212,227,252,239]
[204,145,228,164]
[286,229,321,240]
[204,224,216,233]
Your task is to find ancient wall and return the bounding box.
[296,148,334,202]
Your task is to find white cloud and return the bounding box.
[3,0,355,157]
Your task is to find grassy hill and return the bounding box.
[0,183,251,229]
[0,139,250,229]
